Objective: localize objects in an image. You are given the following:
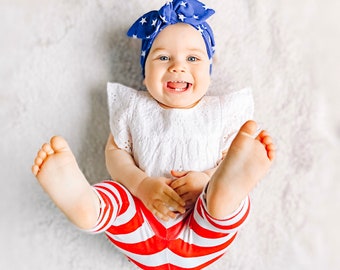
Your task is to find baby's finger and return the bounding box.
[180,193,194,203]
[173,185,188,196]
[164,186,186,206]
[153,210,169,221]
[170,170,189,178]
[161,195,185,214]
[170,178,185,190]
[153,201,175,220]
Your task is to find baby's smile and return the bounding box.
[166,81,192,93]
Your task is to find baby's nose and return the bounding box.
[169,60,186,73]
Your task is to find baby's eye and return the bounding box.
[159,55,169,61]
[187,56,198,62]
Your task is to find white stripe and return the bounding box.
[106,212,155,244]
[112,187,137,226]
[98,182,123,206]
[177,226,237,247]
[204,197,249,227]
[119,248,169,267]
[116,245,230,268]
[157,210,189,228]
[168,248,229,268]
[89,185,120,232]
[193,196,249,233]
[83,187,106,233]
[95,182,137,227]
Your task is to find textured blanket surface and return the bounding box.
[1,0,339,269]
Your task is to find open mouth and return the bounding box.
[166,81,192,92]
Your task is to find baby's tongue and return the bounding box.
[167,81,187,89]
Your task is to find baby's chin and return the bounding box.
[157,98,202,109]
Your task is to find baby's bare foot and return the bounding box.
[32,136,83,203]
[32,136,99,229]
[32,136,78,179]
[207,120,275,219]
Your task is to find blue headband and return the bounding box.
[127,0,215,77]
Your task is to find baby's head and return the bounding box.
[127,0,215,109]
[128,0,215,77]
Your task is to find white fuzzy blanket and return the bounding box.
[1,0,339,269]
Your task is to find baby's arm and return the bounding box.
[105,134,185,220]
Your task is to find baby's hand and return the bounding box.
[170,171,210,210]
[136,177,186,221]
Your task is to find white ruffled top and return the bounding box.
[107,83,254,178]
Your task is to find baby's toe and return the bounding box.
[42,143,54,155]
[34,156,43,166]
[266,144,276,160]
[38,149,47,159]
[32,164,40,176]
[50,136,71,153]
[239,120,258,137]
[262,136,273,145]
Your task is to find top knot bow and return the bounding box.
[127,0,215,77]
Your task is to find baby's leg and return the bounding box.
[207,120,275,219]
[32,136,100,229]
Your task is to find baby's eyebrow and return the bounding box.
[186,48,207,55]
[150,47,207,56]
[149,48,167,55]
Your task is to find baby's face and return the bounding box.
[143,23,211,109]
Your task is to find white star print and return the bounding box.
[160,15,167,23]
[194,15,199,19]
[141,51,146,57]
[151,19,157,26]
[178,14,186,21]
[140,17,147,25]
[132,34,137,39]
[180,1,187,7]
[197,26,204,34]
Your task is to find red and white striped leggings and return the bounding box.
[89,180,250,270]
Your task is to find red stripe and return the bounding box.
[200,197,250,230]
[190,216,229,239]
[104,181,131,215]
[127,258,169,270]
[98,181,130,216]
[128,252,225,270]
[93,181,246,269]
[195,198,205,217]
[93,181,132,232]
[107,234,168,255]
[190,253,225,270]
[137,198,186,240]
[107,208,144,234]
[168,233,237,257]
[190,199,230,238]
[93,189,114,232]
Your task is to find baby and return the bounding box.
[32,0,275,269]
